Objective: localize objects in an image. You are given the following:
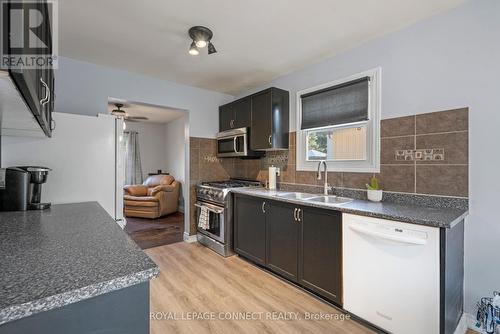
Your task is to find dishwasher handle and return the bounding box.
[349,223,426,245]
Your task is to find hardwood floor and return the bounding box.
[146,242,375,334]
[125,212,184,249]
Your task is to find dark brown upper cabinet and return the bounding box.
[250,88,289,151]
[6,0,55,137]
[219,97,251,131]
[218,87,289,151]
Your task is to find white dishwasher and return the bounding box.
[343,213,441,334]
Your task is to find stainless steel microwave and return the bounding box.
[216,127,260,158]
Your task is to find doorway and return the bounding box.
[108,98,190,249]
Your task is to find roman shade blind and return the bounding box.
[300,77,370,130]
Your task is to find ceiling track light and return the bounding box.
[188,26,217,55]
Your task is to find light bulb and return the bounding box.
[123,121,126,130]
[188,41,199,55]
[195,40,207,48]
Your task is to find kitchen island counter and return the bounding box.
[0,202,158,327]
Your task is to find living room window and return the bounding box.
[296,68,381,172]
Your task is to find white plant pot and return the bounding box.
[367,189,383,202]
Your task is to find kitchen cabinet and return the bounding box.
[233,195,342,305]
[266,201,299,282]
[233,194,266,265]
[218,87,289,151]
[219,97,251,131]
[6,0,55,137]
[299,207,342,304]
[250,88,289,150]
[219,104,234,131]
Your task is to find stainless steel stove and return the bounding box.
[196,178,261,257]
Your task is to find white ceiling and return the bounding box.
[60,0,466,96]
[107,99,185,124]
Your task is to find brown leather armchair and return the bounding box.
[124,175,180,219]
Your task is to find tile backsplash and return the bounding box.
[189,107,468,234]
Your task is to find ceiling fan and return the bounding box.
[111,103,148,122]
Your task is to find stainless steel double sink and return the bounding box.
[274,192,353,205]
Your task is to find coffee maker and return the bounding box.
[0,166,52,211]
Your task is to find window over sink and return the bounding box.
[297,68,381,172]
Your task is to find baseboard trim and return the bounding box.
[183,232,197,243]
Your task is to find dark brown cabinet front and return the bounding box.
[233,195,342,306]
[234,195,266,265]
[266,201,299,282]
[250,90,273,150]
[219,97,252,132]
[7,0,55,137]
[299,207,342,305]
[233,98,251,129]
[219,104,234,131]
[250,88,289,151]
[219,88,289,151]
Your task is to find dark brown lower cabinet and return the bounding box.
[266,201,299,282]
[299,207,342,305]
[233,195,342,306]
[233,195,266,265]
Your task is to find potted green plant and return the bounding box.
[366,177,383,202]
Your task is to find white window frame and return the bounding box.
[296,67,381,172]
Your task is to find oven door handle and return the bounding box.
[195,203,225,214]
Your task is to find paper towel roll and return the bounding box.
[269,166,278,190]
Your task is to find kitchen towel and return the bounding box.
[198,207,210,230]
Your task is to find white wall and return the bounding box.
[55,57,233,138]
[2,112,117,216]
[164,115,188,212]
[236,0,500,314]
[124,121,167,180]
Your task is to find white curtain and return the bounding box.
[123,131,143,185]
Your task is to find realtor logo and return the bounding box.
[1,0,58,69]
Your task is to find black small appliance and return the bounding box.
[0,168,30,211]
[0,166,52,211]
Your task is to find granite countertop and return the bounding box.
[231,188,468,228]
[0,202,159,325]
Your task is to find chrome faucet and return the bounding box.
[316,160,330,195]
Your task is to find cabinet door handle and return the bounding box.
[268,135,272,146]
[262,201,266,213]
[39,77,49,105]
[230,119,235,128]
[297,208,302,222]
[43,86,51,106]
[293,208,297,221]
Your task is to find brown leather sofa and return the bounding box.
[124,175,180,219]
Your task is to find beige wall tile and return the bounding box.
[381,116,415,137]
[378,165,415,193]
[415,108,468,134]
[295,171,318,185]
[381,136,415,164]
[416,132,468,164]
[416,165,468,197]
[342,172,374,189]
[289,132,296,147]
[189,137,200,149]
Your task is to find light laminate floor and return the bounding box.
[146,242,374,334]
